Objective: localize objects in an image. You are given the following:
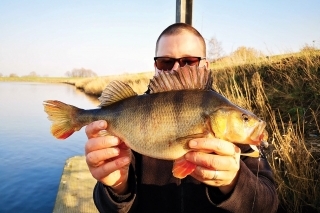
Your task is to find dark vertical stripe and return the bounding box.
[142,94,154,141]
[200,91,210,114]
[109,99,125,129]
[173,91,184,138]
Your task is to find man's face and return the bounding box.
[154,32,208,75]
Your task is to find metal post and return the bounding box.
[176,0,193,25]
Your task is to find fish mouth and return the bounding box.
[249,120,267,145]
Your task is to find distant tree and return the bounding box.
[0,73,3,77]
[207,36,225,62]
[65,71,71,77]
[65,68,97,77]
[230,46,264,61]
[9,73,18,77]
[28,71,38,77]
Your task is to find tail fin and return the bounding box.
[43,100,83,139]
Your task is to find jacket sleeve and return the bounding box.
[206,145,279,213]
[93,164,137,213]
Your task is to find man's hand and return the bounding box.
[85,120,132,194]
[185,138,241,195]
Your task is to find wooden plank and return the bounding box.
[53,156,98,213]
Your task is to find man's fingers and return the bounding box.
[189,138,240,156]
[190,167,236,186]
[86,147,120,167]
[85,120,107,138]
[90,157,131,181]
[185,152,239,171]
[85,136,120,154]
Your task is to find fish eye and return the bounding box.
[242,113,249,122]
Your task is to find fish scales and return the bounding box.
[78,91,214,160]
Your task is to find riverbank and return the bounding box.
[0,71,154,96]
[0,76,72,83]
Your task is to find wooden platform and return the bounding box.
[53,156,98,213]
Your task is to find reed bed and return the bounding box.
[64,72,153,96]
[211,51,320,212]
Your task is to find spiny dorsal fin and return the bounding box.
[98,80,137,107]
[149,65,213,94]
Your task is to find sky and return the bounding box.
[1,0,320,77]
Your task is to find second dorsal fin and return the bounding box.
[148,65,213,94]
[98,80,137,107]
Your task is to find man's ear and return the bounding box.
[202,59,209,68]
[205,60,209,68]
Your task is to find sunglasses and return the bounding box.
[154,56,206,71]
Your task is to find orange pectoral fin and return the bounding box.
[172,157,196,179]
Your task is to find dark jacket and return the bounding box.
[93,144,278,213]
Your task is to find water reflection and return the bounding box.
[0,82,98,213]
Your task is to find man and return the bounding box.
[85,23,278,212]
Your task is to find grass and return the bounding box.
[2,50,320,212]
[0,76,73,83]
[63,72,154,95]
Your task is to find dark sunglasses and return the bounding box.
[154,56,206,71]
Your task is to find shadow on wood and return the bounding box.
[53,156,98,213]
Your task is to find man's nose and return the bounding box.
[171,61,180,71]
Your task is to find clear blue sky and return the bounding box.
[1,0,319,77]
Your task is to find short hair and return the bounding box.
[155,23,206,56]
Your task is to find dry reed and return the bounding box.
[212,51,320,212]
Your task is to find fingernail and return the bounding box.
[235,146,240,154]
[99,121,106,129]
[122,157,130,164]
[109,136,120,145]
[113,148,120,155]
[189,140,197,148]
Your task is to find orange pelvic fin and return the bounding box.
[172,157,196,179]
[43,100,82,139]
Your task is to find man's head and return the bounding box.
[154,23,208,73]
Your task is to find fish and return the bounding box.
[43,65,267,179]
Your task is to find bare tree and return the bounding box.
[28,71,38,77]
[65,71,71,77]
[0,73,3,77]
[65,68,97,77]
[207,36,224,62]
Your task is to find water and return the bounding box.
[0,82,99,213]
